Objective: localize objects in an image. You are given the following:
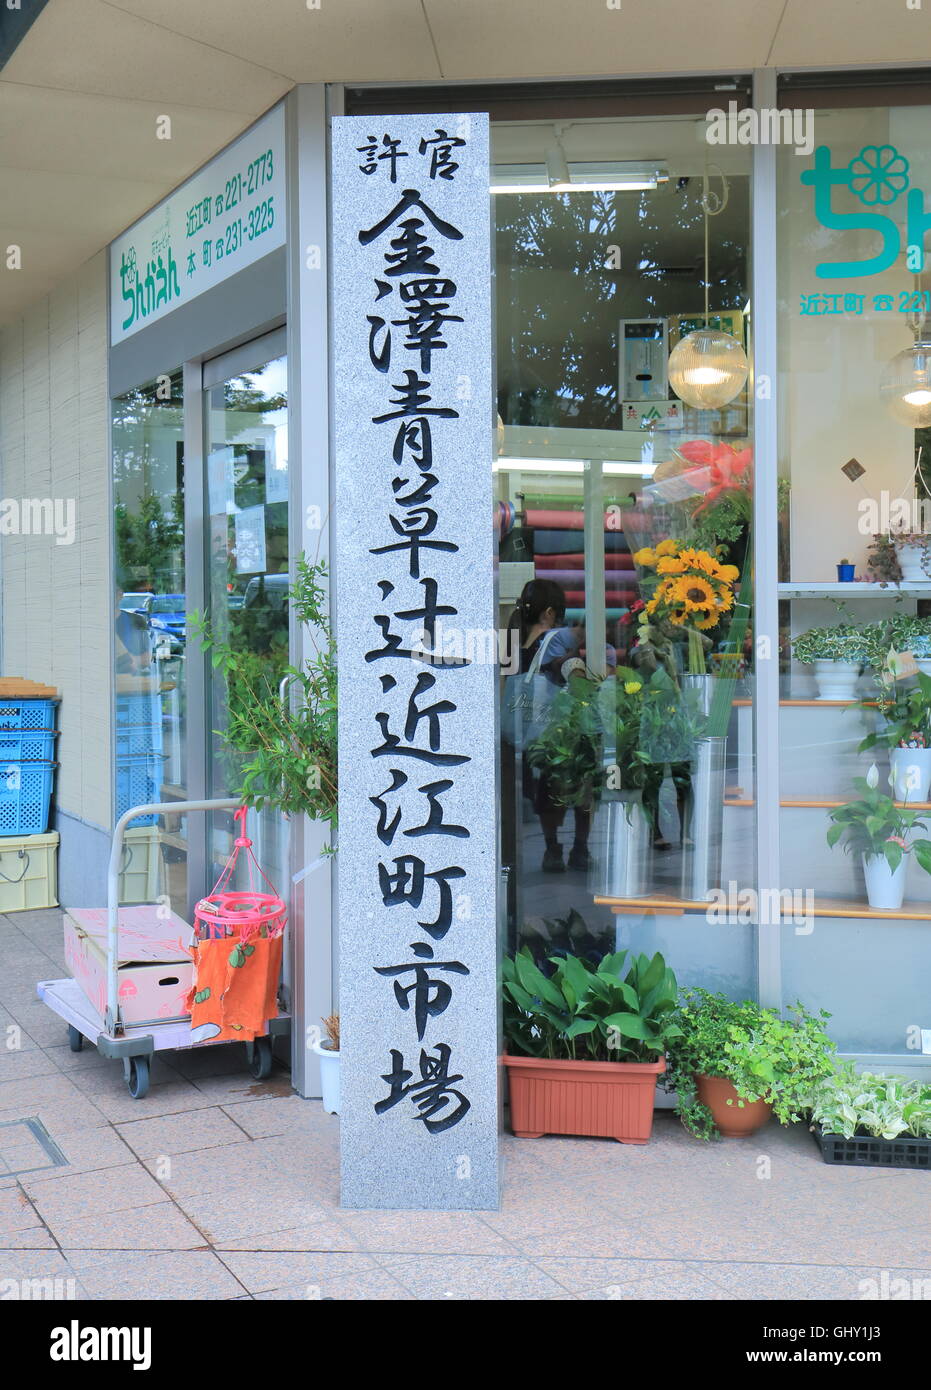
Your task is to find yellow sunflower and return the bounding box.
[655,538,678,557]
[656,556,687,575]
[693,610,719,630]
[718,563,740,584]
[671,575,717,610]
[633,546,656,567]
[679,547,720,576]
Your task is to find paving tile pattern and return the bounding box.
[1,910,929,1300]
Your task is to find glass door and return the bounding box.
[203,348,289,898]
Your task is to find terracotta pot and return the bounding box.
[503,1052,665,1144]
[695,1073,772,1137]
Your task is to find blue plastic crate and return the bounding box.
[115,754,164,827]
[0,762,55,835]
[115,723,163,758]
[0,699,58,733]
[115,692,162,728]
[0,730,58,761]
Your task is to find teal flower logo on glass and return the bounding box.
[848,145,910,205]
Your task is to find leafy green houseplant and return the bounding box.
[827,773,931,908]
[525,671,603,808]
[809,1061,931,1143]
[501,947,681,1143]
[792,623,873,700]
[191,554,337,835]
[664,989,836,1140]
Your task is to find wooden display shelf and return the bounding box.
[594,893,931,921]
[732,698,877,707]
[722,797,931,810]
[779,581,931,597]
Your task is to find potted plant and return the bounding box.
[665,989,836,1139]
[501,947,681,1144]
[836,557,855,582]
[792,623,871,700]
[859,667,931,802]
[808,1061,931,1168]
[312,1013,340,1114]
[888,612,931,676]
[867,532,903,587]
[892,530,931,583]
[827,772,931,910]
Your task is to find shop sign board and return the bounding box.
[332,113,498,1210]
[109,105,285,344]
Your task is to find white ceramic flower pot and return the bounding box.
[812,659,860,700]
[890,746,931,803]
[897,546,929,583]
[312,1038,340,1114]
[862,852,907,911]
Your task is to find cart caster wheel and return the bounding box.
[67,1026,84,1053]
[128,1056,150,1099]
[249,1036,273,1080]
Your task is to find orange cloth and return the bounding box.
[186,934,283,1042]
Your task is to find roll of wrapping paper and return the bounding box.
[564,592,635,607]
[522,506,649,531]
[566,608,627,622]
[534,530,632,554]
[520,493,637,510]
[534,553,634,571]
[536,567,639,587]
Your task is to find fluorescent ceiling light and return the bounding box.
[494,457,655,476]
[490,161,669,194]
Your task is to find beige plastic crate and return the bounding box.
[118,826,164,904]
[0,832,59,912]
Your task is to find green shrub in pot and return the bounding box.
[501,946,681,1062]
[664,989,836,1140]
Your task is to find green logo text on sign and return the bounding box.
[109,105,285,344]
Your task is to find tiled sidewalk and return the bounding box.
[1,908,929,1301]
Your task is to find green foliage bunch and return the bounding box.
[501,947,681,1064]
[665,989,836,1140]
[810,1062,931,1141]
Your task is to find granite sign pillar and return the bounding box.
[332,114,499,1210]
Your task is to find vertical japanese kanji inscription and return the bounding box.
[332,114,498,1210]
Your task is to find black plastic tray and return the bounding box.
[812,1122,931,1170]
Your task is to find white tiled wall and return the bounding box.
[0,251,111,829]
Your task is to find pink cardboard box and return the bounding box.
[63,906,193,1026]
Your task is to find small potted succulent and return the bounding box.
[792,623,871,700]
[836,558,855,582]
[665,989,836,1139]
[312,1013,340,1114]
[501,947,681,1143]
[827,771,931,910]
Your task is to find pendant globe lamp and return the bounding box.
[881,327,931,428]
[667,167,749,410]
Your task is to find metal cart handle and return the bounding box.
[105,798,243,1034]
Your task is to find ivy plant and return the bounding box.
[809,1062,931,1141]
[664,988,836,1140]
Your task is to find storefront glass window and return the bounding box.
[778,101,931,1053]
[204,353,289,893]
[494,115,755,994]
[111,372,186,911]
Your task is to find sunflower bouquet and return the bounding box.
[632,540,739,675]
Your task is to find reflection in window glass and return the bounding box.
[495,116,754,996]
[205,355,289,892]
[111,372,186,912]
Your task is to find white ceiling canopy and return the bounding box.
[1,0,930,325]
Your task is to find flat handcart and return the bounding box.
[36,798,290,1098]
